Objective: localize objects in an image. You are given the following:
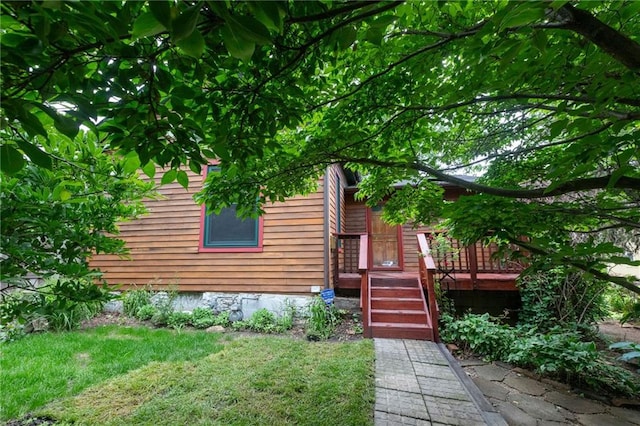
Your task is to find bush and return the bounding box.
[518,268,608,332]
[122,286,153,317]
[441,313,516,360]
[442,314,640,397]
[232,308,294,334]
[1,278,108,334]
[305,297,342,341]
[149,291,176,327]
[135,304,157,321]
[167,311,192,330]
[191,307,217,329]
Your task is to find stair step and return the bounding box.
[371,278,420,288]
[371,297,424,310]
[370,322,434,340]
[371,309,428,324]
[371,287,422,298]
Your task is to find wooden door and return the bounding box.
[368,205,403,270]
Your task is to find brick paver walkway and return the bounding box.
[374,339,506,426]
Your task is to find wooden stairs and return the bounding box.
[367,276,435,340]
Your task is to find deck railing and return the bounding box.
[422,231,524,285]
[417,234,439,341]
[332,233,370,335]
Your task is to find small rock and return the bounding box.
[446,343,459,352]
[205,325,225,333]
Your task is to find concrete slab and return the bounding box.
[471,377,510,401]
[503,374,547,396]
[545,390,606,414]
[577,412,640,426]
[472,364,510,382]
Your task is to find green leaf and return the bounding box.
[53,115,79,139]
[0,144,25,175]
[337,25,357,50]
[176,29,205,58]
[366,27,384,46]
[251,1,283,33]
[160,169,177,184]
[500,4,546,30]
[132,12,166,39]
[59,189,72,201]
[149,0,174,30]
[189,161,202,175]
[123,153,141,174]
[142,161,156,178]
[221,24,255,62]
[225,15,271,45]
[15,139,53,169]
[19,110,48,138]
[171,3,202,42]
[176,170,189,189]
[620,351,640,362]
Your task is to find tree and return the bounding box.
[1,1,639,293]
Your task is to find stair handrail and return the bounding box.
[417,233,440,341]
[358,234,371,337]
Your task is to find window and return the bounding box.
[199,166,263,252]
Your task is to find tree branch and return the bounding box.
[557,4,640,70]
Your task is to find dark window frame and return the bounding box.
[198,166,264,253]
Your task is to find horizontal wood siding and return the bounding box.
[90,169,325,294]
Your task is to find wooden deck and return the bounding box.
[338,272,519,291]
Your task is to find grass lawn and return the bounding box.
[1,326,375,425]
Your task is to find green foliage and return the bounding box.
[443,314,640,396]
[149,291,177,327]
[305,297,342,341]
[135,304,157,321]
[518,268,608,332]
[1,132,153,288]
[2,0,639,294]
[1,278,110,333]
[167,311,192,330]
[0,320,26,343]
[190,307,217,329]
[441,313,516,361]
[609,341,640,365]
[232,308,294,334]
[605,285,640,325]
[122,286,154,318]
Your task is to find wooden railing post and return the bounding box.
[417,233,439,341]
[468,243,478,287]
[358,234,370,337]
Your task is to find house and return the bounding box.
[90,165,522,340]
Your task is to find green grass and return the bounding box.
[1,327,375,425]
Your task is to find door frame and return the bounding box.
[366,206,404,271]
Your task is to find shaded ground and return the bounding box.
[459,319,640,426]
[598,319,640,344]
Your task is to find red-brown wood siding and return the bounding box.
[90,169,326,294]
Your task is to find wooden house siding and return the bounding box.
[90,169,326,294]
[327,165,347,287]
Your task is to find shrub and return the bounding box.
[232,308,294,334]
[167,311,192,330]
[149,291,176,327]
[305,297,342,341]
[441,313,516,360]
[122,286,153,317]
[135,304,157,321]
[442,315,640,397]
[191,307,217,329]
[518,268,608,332]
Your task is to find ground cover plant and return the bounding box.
[442,267,640,399]
[1,327,374,425]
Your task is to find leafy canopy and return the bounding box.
[1,1,639,292]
